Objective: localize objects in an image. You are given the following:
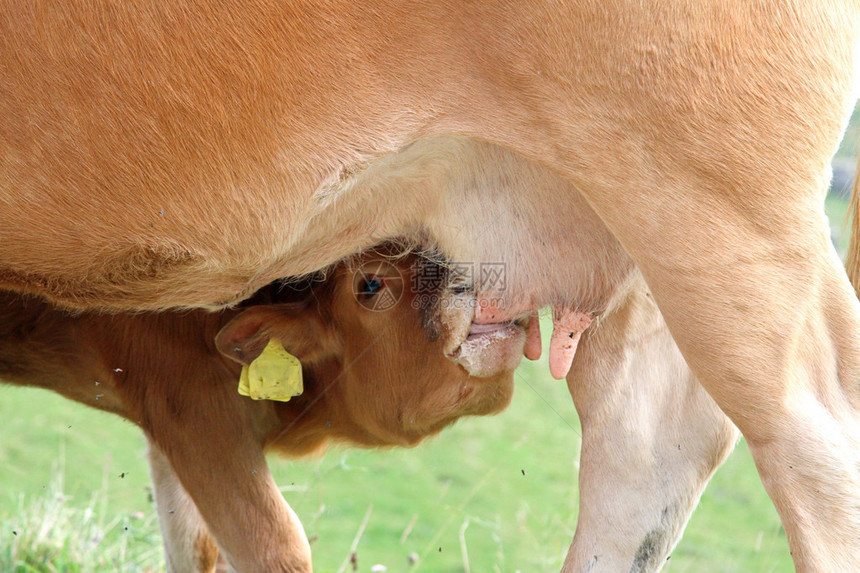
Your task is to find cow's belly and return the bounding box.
[299,138,637,379]
[419,141,637,378]
[0,130,630,321]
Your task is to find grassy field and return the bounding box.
[1,353,794,573]
[2,113,857,571]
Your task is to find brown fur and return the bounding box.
[0,250,515,571]
[3,2,860,570]
[193,533,219,573]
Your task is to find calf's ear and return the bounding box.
[215,305,339,366]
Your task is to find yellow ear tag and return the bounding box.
[238,339,303,402]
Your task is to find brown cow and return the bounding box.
[0,247,524,572]
[2,3,859,570]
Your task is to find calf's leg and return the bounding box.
[141,374,312,573]
[147,438,220,573]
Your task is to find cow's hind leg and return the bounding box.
[564,278,738,572]
[575,157,860,570]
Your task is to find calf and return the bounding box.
[0,247,524,572]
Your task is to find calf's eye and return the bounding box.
[359,277,384,296]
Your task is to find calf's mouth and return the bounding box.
[439,290,593,380]
[450,318,528,378]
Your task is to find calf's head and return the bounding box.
[215,250,524,453]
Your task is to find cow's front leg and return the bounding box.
[564,279,738,572]
[141,375,312,573]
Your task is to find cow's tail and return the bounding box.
[846,154,860,298]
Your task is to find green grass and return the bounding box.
[1,355,791,572]
[0,468,161,573]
